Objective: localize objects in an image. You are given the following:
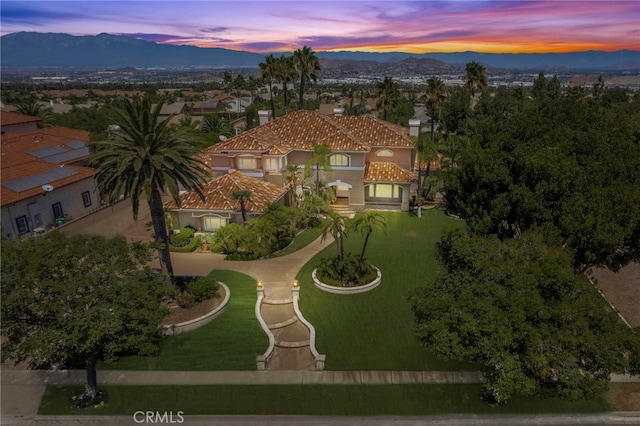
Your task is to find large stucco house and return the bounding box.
[204,109,419,213]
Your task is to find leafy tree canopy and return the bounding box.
[1,232,166,401]
[409,229,640,404]
[442,86,640,272]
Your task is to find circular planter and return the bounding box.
[312,267,381,294]
[162,282,230,336]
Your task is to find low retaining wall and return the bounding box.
[162,283,230,336]
[255,285,276,370]
[292,285,325,370]
[312,267,381,294]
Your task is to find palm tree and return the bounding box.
[293,46,321,110]
[15,100,54,127]
[274,55,296,115]
[351,211,387,261]
[375,77,401,121]
[284,163,301,206]
[321,210,348,261]
[464,61,488,97]
[424,77,447,143]
[231,190,252,224]
[304,142,332,195]
[415,134,439,217]
[88,96,210,283]
[259,54,278,119]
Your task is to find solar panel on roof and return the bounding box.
[65,140,86,149]
[41,147,89,163]
[27,146,66,158]
[1,167,78,192]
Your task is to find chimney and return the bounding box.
[409,118,420,138]
[333,107,344,117]
[258,110,272,126]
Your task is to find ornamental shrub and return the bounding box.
[187,277,220,302]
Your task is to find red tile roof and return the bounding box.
[1,110,42,126]
[1,127,94,206]
[364,162,418,183]
[206,110,414,156]
[164,171,287,213]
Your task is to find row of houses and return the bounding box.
[1,107,424,238]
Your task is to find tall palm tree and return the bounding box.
[351,211,387,261]
[464,61,488,97]
[304,142,332,195]
[88,96,210,283]
[424,77,447,143]
[293,46,321,110]
[274,55,296,114]
[15,100,54,127]
[259,54,278,119]
[415,133,439,217]
[231,190,252,224]
[375,77,401,121]
[321,210,348,261]
[284,163,301,207]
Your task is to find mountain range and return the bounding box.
[2,32,639,71]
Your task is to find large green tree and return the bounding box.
[1,232,166,404]
[409,230,640,404]
[275,55,296,114]
[293,45,321,110]
[259,54,278,120]
[442,86,640,272]
[424,76,447,142]
[374,77,401,121]
[351,211,386,261]
[88,96,210,283]
[464,61,488,97]
[304,142,332,195]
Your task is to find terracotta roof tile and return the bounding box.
[205,110,414,156]
[364,162,418,183]
[1,110,42,126]
[164,171,287,213]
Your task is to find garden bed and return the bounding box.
[312,267,381,294]
[161,283,229,336]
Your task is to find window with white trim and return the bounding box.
[376,149,394,157]
[329,153,350,167]
[203,216,227,231]
[367,184,401,199]
[264,157,282,172]
[236,155,256,170]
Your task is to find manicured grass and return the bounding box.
[103,270,267,371]
[39,384,610,416]
[267,226,323,258]
[297,209,473,370]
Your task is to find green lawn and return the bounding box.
[103,270,267,371]
[297,209,473,370]
[39,384,609,416]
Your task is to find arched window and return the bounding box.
[329,153,350,167]
[376,149,394,157]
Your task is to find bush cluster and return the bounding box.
[186,277,220,303]
[316,253,377,287]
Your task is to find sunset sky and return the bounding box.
[1,1,638,54]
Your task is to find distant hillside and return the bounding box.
[1,32,639,71]
[0,32,262,68]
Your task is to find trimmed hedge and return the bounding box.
[169,236,201,253]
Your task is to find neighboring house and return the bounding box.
[163,171,288,231]
[159,102,192,117]
[205,109,418,212]
[1,114,98,238]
